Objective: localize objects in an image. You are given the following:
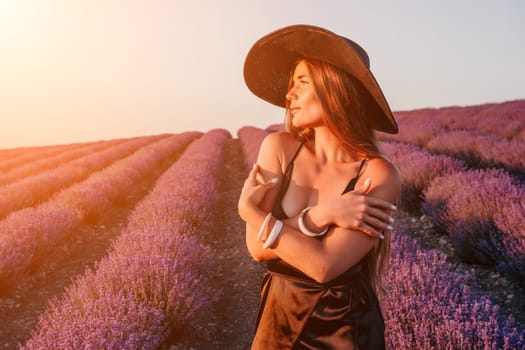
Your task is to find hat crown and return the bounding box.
[339,36,370,69]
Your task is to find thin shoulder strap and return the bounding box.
[356,156,368,176]
[271,141,306,219]
[285,140,306,171]
[341,156,368,194]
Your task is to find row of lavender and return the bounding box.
[380,127,525,177]
[237,126,525,348]
[0,135,166,219]
[0,132,201,290]
[22,129,230,349]
[388,99,525,140]
[237,126,269,169]
[378,103,525,177]
[0,139,102,164]
[385,230,523,349]
[379,140,524,282]
[0,136,146,187]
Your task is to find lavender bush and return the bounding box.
[423,169,525,280]
[379,141,466,212]
[425,130,525,176]
[391,100,525,140]
[0,142,88,172]
[0,132,200,288]
[265,123,284,133]
[237,126,269,169]
[0,135,166,219]
[384,230,524,349]
[455,116,523,140]
[0,137,131,187]
[455,100,525,137]
[494,198,525,281]
[22,129,231,349]
[377,119,446,146]
[517,128,525,142]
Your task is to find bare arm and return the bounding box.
[240,133,284,261]
[268,159,401,282]
[238,133,401,281]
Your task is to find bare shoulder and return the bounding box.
[367,157,402,185]
[258,131,303,164]
[256,131,303,180]
[362,156,402,202]
[260,131,299,152]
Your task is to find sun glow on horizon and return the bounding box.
[0,1,35,43]
[1,1,523,149]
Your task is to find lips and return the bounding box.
[289,106,301,113]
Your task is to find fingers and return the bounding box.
[261,177,279,190]
[246,163,279,192]
[366,206,395,225]
[349,178,398,212]
[362,212,394,234]
[355,222,387,240]
[248,163,259,183]
[365,196,398,212]
[353,177,371,195]
[248,163,278,184]
[357,214,396,239]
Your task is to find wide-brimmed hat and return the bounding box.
[243,24,398,134]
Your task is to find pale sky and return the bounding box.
[1,0,524,149]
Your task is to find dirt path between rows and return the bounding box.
[164,138,266,350]
[0,146,188,349]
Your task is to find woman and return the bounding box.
[238,25,401,349]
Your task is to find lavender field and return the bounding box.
[1,100,524,349]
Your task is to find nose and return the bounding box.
[286,86,297,102]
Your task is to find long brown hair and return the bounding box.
[284,58,391,293]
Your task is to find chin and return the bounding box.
[293,120,320,129]
[291,118,302,128]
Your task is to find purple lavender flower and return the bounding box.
[380,141,466,212]
[0,133,201,289]
[423,169,525,279]
[384,230,525,349]
[237,126,269,170]
[22,129,229,349]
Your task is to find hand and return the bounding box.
[238,164,279,221]
[317,178,396,239]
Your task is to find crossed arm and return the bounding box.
[238,134,401,283]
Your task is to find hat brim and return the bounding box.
[243,24,398,134]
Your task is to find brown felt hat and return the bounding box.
[243,24,398,134]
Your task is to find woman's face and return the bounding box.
[286,61,326,128]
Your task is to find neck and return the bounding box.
[310,126,364,164]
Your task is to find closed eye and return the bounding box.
[294,74,311,86]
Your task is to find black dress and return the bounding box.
[251,142,386,350]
